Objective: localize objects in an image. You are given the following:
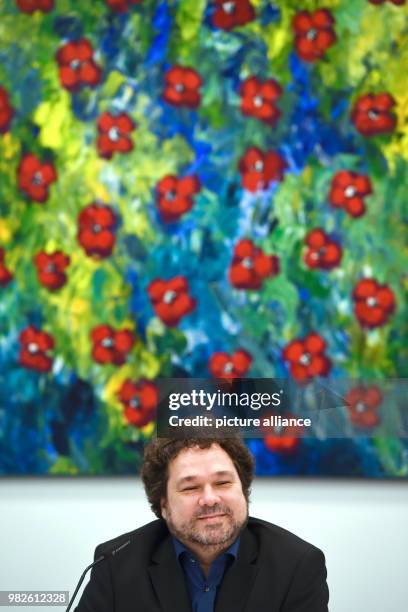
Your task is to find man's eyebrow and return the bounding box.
[176,470,235,487]
[213,470,234,478]
[176,475,198,487]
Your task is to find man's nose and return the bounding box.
[198,484,221,506]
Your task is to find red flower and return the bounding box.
[118,379,158,427]
[19,325,54,372]
[56,38,102,92]
[292,9,336,62]
[282,333,331,381]
[96,112,135,159]
[147,276,196,327]
[329,170,372,218]
[105,0,142,12]
[0,86,14,134]
[163,66,202,108]
[351,93,396,137]
[345,386,382,428]
[91,325,135,365]
[34,251,70,291]
[229,239,279,290]
[352,279,396,328]
[0,248,13,286]
[264,435,300,453]
[16,0,54,13]
[304,229,342,270]
[368,0,405,5]
[212,0,255,30]
[17,154,57,203]
[263,415,303,453]
[156,175,201,222]
[209,349,252,378]
[77,203,116,258]
[240,77,282,125]
[239,147,286,192]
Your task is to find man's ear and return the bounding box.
[160,497,167,520]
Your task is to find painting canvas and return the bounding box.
[0,0,407,477]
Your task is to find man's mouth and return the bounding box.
[197,513,227,522]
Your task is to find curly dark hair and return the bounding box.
[141,437,255,518]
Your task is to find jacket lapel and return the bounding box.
[148,535,191,612]
[215,526,259,612]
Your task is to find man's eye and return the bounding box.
[216,481,231,486]
[182,486,198,492]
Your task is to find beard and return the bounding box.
[165,503,248,548]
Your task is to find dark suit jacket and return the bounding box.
[76,517,329,612]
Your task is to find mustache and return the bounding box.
[194,505,231,519]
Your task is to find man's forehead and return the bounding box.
[168,444,237,479]
[175,469,235,485]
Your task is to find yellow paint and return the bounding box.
[140,421,155,436]
[1,132,20,160]
[0,219,11,243]
[70,298,90,316]
[265,22,291,63]
[138,348,161,378]
[176,0,206,41]
[381,94,408,167]
[83,159,109,201]
[103,70,127,98]
[302,166,313,188]
[34,93,71,150]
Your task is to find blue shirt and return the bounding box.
[172,536,240,612]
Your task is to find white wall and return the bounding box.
[1,478,407,612]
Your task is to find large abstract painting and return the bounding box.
[0,0,407,477]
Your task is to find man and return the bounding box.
[76,437,329,611]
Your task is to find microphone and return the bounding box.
[66,539,131,612]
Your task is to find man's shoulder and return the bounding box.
[246,516,324,560]
[94,519,167,558]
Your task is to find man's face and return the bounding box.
[161,444,248,548]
